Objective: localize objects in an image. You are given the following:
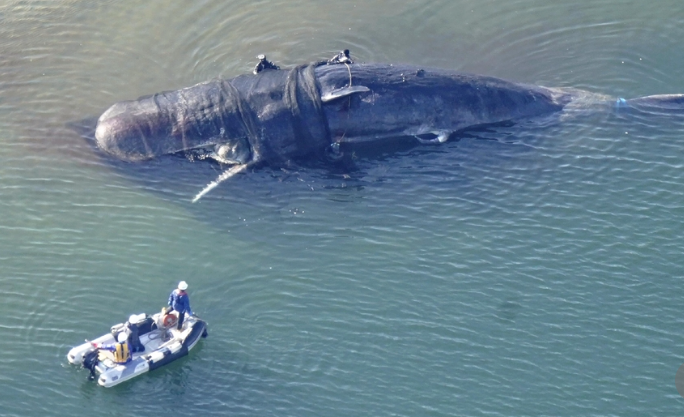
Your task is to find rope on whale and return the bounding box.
[193,63,330,202]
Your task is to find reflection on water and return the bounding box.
[2,1,684,416]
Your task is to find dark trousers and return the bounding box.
[129,336,145,352]
[177,311,185,330]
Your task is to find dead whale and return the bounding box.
[93,58,684,201]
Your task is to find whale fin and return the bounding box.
[625,94,684,110]
[192,163,251,203]
[321,86,371,102]
[415,130,451,144]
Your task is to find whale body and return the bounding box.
[93,62,684,201]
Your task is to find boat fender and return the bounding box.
[162,314,177,328]
[161,347,173,359]
[146,351,164,363]
[168,342,182,354]
[146,347,172,363]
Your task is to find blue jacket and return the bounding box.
[168,289,193,315]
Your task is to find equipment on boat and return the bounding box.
[67,309,208,387]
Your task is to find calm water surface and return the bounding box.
[1,1,684,416]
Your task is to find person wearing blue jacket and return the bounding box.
[168,281,193,331]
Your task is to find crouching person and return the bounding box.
[91,333,131,365]
[125,314,145,353]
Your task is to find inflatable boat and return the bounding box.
[67,310,208,387]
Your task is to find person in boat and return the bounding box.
[125,314,145,353]
[168,281,193,331]
[91,332,131,364]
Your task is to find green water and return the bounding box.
[1,1,684,416]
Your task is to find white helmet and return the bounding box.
[178,281,188,290]
[117,332,128,343]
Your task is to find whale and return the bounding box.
[93,61,684,201]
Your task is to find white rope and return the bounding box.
[345,63,352,86]
[191,163,250,203]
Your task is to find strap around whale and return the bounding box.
[219,80,263,161]
[284,63,331,156]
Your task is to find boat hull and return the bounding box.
[67,312,207,387]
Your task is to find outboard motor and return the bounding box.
[82,349,99,380]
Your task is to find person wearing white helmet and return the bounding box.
[124,314,145,353]
[91,332,132,364]
[168,281,193,331]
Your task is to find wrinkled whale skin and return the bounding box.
[317,64,572,144]
[93,61,684,202]
[94,63,579,166]
[95,67,328,164]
